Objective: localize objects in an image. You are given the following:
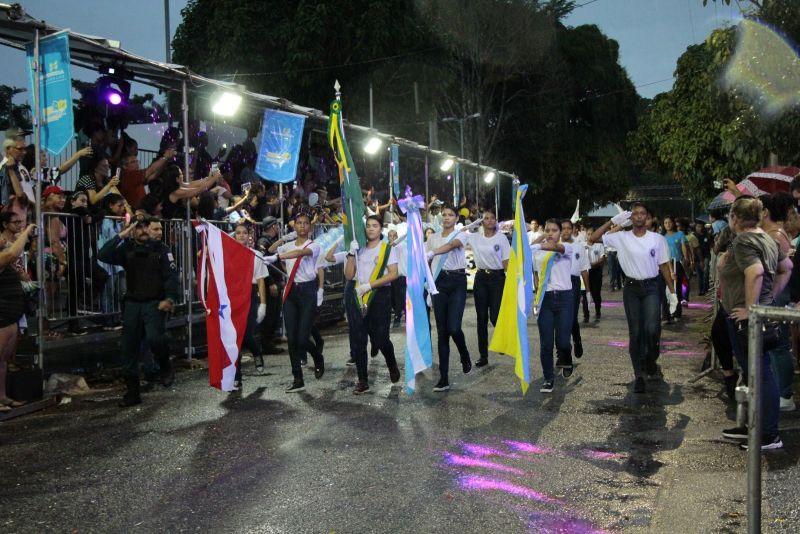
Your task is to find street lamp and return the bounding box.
[483,170,496,184]
[440,158,455,172]
[363,136,382,155]
[441,112,481,159]
[212,91,242,116]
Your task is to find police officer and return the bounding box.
[98,216,180,407]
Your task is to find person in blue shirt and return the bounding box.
[662,216,689,321]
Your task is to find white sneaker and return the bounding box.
[779,397,796,412]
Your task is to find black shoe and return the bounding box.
[264,346,284,355]
[540,381,554,393]
[254,355,264,372]
[388,364,401,384]
[594,313,601,322]
[353,382,370,395]
[562,366,573,379]
[300,358,307,367]
[370,344,379,358]
[285,381,305,393]
[739,434,783,451]
[232,379,242,391]
[475,357,489,368]
[634,377,646,393]
[722,426,748,441]
[119,377,141,407]
[393,318,402,328]
[461,357,472,375]
[314,358,325,380]
[583,316,590,324]
[118,394,142,408]
[646,363,662,381]
[160,367,175,388]
[433,378,450,392]
[574,342,583,359]
[346,358,356,367]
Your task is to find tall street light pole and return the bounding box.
[441,112,481,159]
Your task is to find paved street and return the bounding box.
[1,293,798,533]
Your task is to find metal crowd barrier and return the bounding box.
[745,304,800,534]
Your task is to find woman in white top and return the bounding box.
[532,219,574,393]
[426,204,473,391]
[344,215,401,394]
[470,208,510,367]
[267,212,323,392]
[232,223,269,388]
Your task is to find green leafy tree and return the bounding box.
[0,85,31,131]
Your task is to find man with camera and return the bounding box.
[97,215,180,407]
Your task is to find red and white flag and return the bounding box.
[195,222,255,391]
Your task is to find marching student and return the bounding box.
[232,223,268,389]
[267,211,324,392]
[470,208,510,367]
[589,203,678,393]
[344,215,401,394]
[531,219,574,393]
[426,205,476,391]
[587,228,605,321]
[561,220,590,365]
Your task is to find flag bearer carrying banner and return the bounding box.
[489,184,533,394]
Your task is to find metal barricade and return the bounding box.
[744,304,800,534]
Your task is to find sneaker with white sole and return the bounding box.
[540,381,554,393]
[722,426,748,441]
[433,379,450,392]
[739,434,783,451]
[779,396,796,412]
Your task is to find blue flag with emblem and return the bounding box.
[255,110,306,183]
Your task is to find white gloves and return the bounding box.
[611,211,632,226]
[356,282,371,298]
[586,293,593,306]
[464,218,483,232]
[256,303,266,323]
[317,288,324,307]
[283,231,297,242]
[349,239,360,255]
[426,294,432,307]
[426,250,435,262]
[667,290,679,314]
[264,255,278,264]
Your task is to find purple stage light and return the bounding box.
[462,443,520,459]
[503,440,553,455]
[528,512,613,534]
[581,449,625,460]
[458,475,559,504]
[106,90,123,106]
[444,453,525,475]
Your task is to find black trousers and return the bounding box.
[391,276,406,320]
[588,266,603,314]
[344,281,396,384]
[260,282,282,351]
[569,275,583,356]
[282,281,318,382]
[473,269,504,359]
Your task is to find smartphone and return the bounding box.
[211,162,219,173]
[115,167,121,180]
[242,182,252,194]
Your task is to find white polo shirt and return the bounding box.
[394,241,408,277]
[565,239,590,277]
[588,242,605,266]
[316,251,346,270]
[533,242,574,291]
[356,242,397,287]
[278,239,321,283]
[251,251,269,284]
[427,230,469,271]
[602,229,669,280]
[471,232,510,270]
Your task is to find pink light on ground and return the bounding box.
[528,512,614,534]
[458,475,559,504]
[503,440,554,455]
[600,301,625,308]
[686,302,712,310]
[607,340,628,348]
[462,443,520,459]
[581,449,625,460]
[661,341,687,347]
[444,453,525,475]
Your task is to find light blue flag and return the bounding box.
[398,189,438,393]
[26,31,74,156]
[255,110,306,183]
[390,144,400,198]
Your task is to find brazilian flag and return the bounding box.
[328,99,367,249]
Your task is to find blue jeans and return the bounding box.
[768,288,795,399]
[726,317,780,436]
[432,270,470,381]
[283,280,318,382]
[537,290,573,383]
[622,278,661,377]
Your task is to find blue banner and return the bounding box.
[26,31,74,156]
[454,162,461,206]
[390,143,400,198]
[255,110,306,184]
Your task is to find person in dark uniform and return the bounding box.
[97,216,180,407]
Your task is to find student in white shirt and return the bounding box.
[561,220,590,368]
[344,215,401,394]
[531,219,574,393]
[470,208,510,367]
[426,204,474,391]
[266,212,323,393]
[589,202,678,393]
[232,223,269,388]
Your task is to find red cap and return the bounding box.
[42,185,65,199]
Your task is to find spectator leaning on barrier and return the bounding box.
[160,164,222,220]
[23,144,93,189]
[75,157,123,207]
[118,148,176,209]
[97,193,127,328]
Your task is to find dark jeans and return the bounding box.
[695,260,709,296]
[121,299,170,380]
[260,282,282,351]
[236,287,263,381]
[391,276,407,320]
[588,267,603,314]
[622,277,661,378]
[282,281,318,382]
[570,276,583,353]
[473,270,504,359]
[608,251,623,289]
[726,317,780,436]
[344,282,397,384]
[432,270,470,381]
[537,290,573,382]
[712,306,734,372]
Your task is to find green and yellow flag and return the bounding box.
[328,97,366,249]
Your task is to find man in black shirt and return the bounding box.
[694,222,712,296]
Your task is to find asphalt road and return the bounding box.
[1,291,798,533]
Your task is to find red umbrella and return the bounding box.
[741,166,800,195]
